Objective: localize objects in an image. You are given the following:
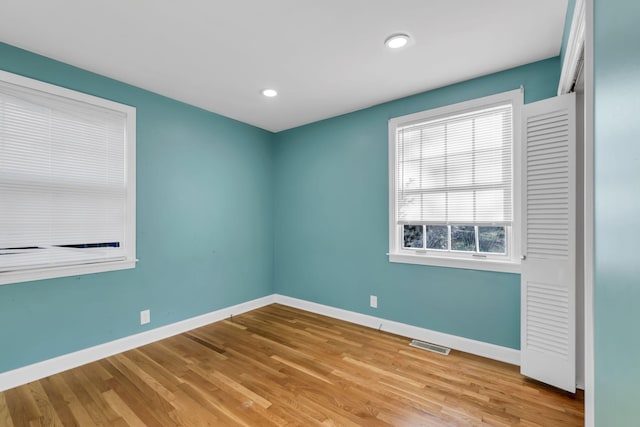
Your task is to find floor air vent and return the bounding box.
[409,340,451,355]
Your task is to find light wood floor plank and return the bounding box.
[27,381,64,427]
[102,390,147,427]
[0,392,16,427]
[1,303,583,426]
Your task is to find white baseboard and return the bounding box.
[0,294,275,392]
[273,294,520,366]
[1,292,522,392]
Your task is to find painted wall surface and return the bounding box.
[594,0,640,423]
[0,40,562,374]
[273,58,560,350]
[0,43,274,373]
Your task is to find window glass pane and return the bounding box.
[474,112,506,150]
[447,192,474,223]
[421,193,447,223]
[397,193,423,223]
[401,159,421,190]
[451,225,476,251]
[426,226,448,250]
[474,149,506,185]
[403,225,424,249]
[394,102,513,227]
[421,157,445,189]
[478,226,506,254]
[475,189,506,222]
[446,152,473,187]
[422,124,445,158]
[446,119,473,154]
[399,129,422,161]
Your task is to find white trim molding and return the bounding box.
[388,89,524,274]
[0,293,522,392]
[558,0,586,96]
[274,294,520,365]
[0,69,137,286]
[389,252,521,273]
[584,0,594,424]
[0,295,275,392]
[558,0,593,417]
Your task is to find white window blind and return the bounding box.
[0,74,133,275]
[395,104,513,226]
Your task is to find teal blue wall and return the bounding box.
[273,58,560,349]
[594,0,640,423]
[0,41,563,374]
[0,43,275,373]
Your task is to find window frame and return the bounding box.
[388,90,522,273]
[402,224,509,255]
[0,70,136,286]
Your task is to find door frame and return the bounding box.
[558,0,593,424]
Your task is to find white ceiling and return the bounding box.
[0,0,568,132]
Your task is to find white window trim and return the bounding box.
[0,70,136,286]
[388,89,523,273]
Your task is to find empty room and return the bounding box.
[0,0,637,425]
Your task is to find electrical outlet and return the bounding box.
[370,295,378,308]
[140,309,150,325]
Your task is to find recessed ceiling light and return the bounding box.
[262,89,278,97]
[385,33,410,49]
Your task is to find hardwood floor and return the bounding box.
[1,304,583,426]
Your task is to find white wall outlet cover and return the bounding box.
[140,309,151,325]
[370,295,378,308]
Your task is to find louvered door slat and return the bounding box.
[520,93,576,393]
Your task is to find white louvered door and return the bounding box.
[520,93,576,392]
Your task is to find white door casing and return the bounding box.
[521,93,576,392]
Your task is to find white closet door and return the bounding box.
[521,93,576,392]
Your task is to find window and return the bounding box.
[0,70,136,285]
[388,90,522,272]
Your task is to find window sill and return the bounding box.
[0,259,136,286]
[388,252,521,273]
